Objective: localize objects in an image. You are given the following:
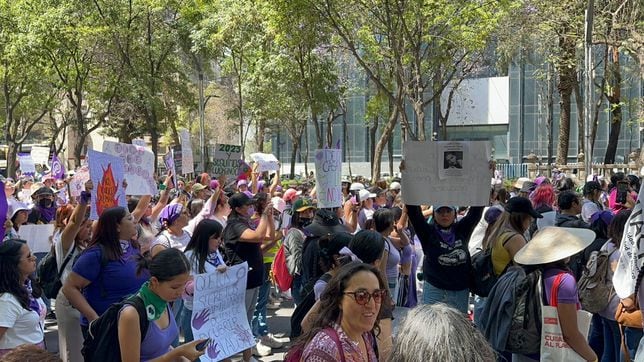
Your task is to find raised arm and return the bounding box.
[60,185,91,254]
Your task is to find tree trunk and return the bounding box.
[256,119,265,153]
[573,81,584,155]
[369,117,378,165]
[546,63,554,166]
[387,131,394,177]
[150,110,159,174]
[326,111,334,148]
[372,103,400,181]
[6,143,18,179]
[603,46,622,164]
[289,141,299,179]
[555,34,577,165]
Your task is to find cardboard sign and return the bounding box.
[314,149,342,208]
[88,150,126,220]
[192,263,255,361]
[18,154,36,175]
[179,129,194,175]
[70,166,90,197]
[163,151,177,189]
[212,144,242,178]
[401,141,491,206]
[249,153,279,172]
[20,224,55,253]
[102,141,156,196]
[30,146,50,165]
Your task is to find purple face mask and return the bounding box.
[247,206,255,218]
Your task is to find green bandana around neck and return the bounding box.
[138,281,167,321]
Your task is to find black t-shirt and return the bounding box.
[222,215,264,289]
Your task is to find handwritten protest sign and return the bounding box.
[172,146,184,176]
[20,224,55,253]
[314,149,342,208]
[132,139,147,147]
[249,153,279,172]
[163,151,177,189]
[102,141,156,196]
[70,166,90,197]
[18,154,36,175]
[192,262,255,361]
[401,141,491,206]
[88,150,126,220]
[180,129,194,175]
[212,144,242,178]
[30,146,50,165]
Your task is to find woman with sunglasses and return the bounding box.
[181,219,227,343]
[290,262,385,362]
[0,239,46,357]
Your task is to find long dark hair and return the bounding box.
[373,208,394,233]
[89,206,138,261]
[608,209,631,248]
[184,219,224,274]
[0,239,41,310]
[137,248,190,281]
[318,232,353,272]
[349,230,385,264]
[287,262,386,358]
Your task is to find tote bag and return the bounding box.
[540,273,592,362]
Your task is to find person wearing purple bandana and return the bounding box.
[406,203,483,313]
[27,186,56,224]
[0,239,47,357]
[149,203,191,257]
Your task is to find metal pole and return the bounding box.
[584,0,594,177]
[198,73,205,173]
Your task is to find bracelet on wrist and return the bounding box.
[159,184,167,191]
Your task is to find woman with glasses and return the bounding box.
[181,219,226,343]
[0,239,46,357]
[289,262,385,362]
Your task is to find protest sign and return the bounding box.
[212,144,242,178]
[179,129,194,175]
[192,262,255,361]
[20,224,55,253]
[132,139,147,147]
[249,153,279,172]
[102,140,156,195]
[314,149,342,208]
[50,154,65,180]
[237,161,252,181]
[18,154,36,175]
[163,151,177,189]
[70,166,90,197]
[612,184,644,298]
[30,146,50,165]
[401,141,491,206]
[0,181,7,240]
[88,150,126,220]
[172,146,184,176]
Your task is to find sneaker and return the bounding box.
[260,334,284,349]
[266,302,280,310]
[253,341,272,356]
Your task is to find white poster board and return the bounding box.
[20,224,55,253]
[70,166,90,197]
[179,129,194,175]
[18,154,36,175]
[401,141,491,206]
[249,153,279,172]
[212,144,242,178]
[30,146,50,165]
[191,262,255,361]
[314,149,342,208]
[132,139,147,147]
[102,141,157,196]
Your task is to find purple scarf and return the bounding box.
[25,279,40,315]
[38,206,56,223]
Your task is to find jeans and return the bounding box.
[599,317,620,362]
[588,314,604,359]
[422,281,469,313]
[473,295,487,329]
[35,252,51,310]
[180,307,194,343]
[171,299,184,347]
[292,275,303,306]
[621,327,643,362]
[251,263,271,338]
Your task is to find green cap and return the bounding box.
[292,198,316,213]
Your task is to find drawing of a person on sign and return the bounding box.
[438,142,466,179]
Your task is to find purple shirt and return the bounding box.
[543,268,579,306]
[73,245,148,326]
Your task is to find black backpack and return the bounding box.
[470,232,517,297]
[37,244,77,299]
[81,294,149,362]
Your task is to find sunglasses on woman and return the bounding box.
[343,289,388,305]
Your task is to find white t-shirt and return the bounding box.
[581,199,602,223]
[53,231,81,284]
[183,250,223,310]
[0,293,46,349]
[151,230,191,252]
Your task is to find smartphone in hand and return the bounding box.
[617,181,629,204]
[196,338,211,351]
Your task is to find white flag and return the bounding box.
[612,186,644,298]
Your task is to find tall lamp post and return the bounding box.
[584,0,594,177]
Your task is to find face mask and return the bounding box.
[299,217,313,228]
[39,198,52,208]
[274,215,282,230]
[246,207,255,218]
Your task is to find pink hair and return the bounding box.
[531,184,555,210]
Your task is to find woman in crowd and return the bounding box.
[4,201,31,241]
[389,303,495,361]
[118,248,207,361]
[54,188,92,362]
[182,219,227,343]
[373,208,410,298]
[0,239,46,357]
[596,210,630,362]
[406,201,483,312]
[314,232,353,300]
[581,181,604,223]
[283,198,316,305]
[127,174,172,254]
[484,197,541,277]
[357,189,376,231]
[221,192,274,362]
[150,203,191,256]
[291,262,385,362]
[528,183,555,237]
[4,180,17,203]
[608,172,636,214]
[63,206,148,337]
[184,180,223,235]
[514,227,598,362]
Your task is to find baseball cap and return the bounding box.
[292,198,316,213]
[358,189,376,202]
[228,192,254,209]
[271,197,287,214]
[7,201,31,219]
[389,181,401,191]
[505,196,542,218]
[433,205,456,212]
[192,183,207,193]
[283,188,301,202]
[237,179,248,187]
[349,183,365,192]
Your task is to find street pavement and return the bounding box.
[45,301,295,362]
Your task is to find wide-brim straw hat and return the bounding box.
[514,227,596,265]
